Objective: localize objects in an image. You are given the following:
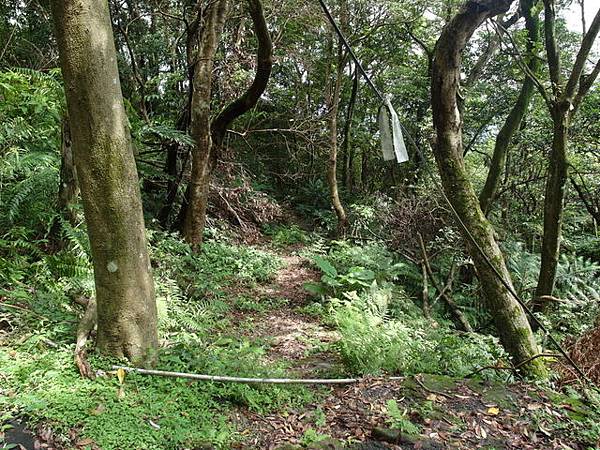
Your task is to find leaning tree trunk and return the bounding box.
[431,0,545,377]
[51,0,158,364]
[479,0,540,215]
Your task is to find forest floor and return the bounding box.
[214,245,596,449]
[1,239,598,450]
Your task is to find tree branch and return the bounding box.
[542,0,561,94]
[211,0,273,148]
[565,6,600,101]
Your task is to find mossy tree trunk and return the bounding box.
[431,0,545,377]
[51,0,158,364]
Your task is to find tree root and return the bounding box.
[74,297,97,379]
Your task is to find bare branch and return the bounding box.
[565,6,600,100]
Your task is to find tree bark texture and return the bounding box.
[431,0,545,377]
[184,0,272,251]
[51,0,158,364]
[479,0,540,215]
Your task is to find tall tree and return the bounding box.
[183,0,230,250]
[533,2,600,309]
[324,0,349,235]
[183,0,273,250]
[51,0,158,363]
[431,0,545,376]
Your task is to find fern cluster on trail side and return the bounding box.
[505,240,600,337]
[302,241,508,378]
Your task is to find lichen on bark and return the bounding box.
[51,0,158,365]
[431,0,546,378]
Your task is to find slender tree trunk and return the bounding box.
[325,1,348,236]
[479,0,540,215]
[571,176,600,225]
[431,0,545,377]
[183,0,229,251]
[342,68,358,192]
[534,107,569,306]
[51,0,158,364]
[183,0,272,251]
[533,2,600,310]
[157,105,191,228]
[327,62,348,235]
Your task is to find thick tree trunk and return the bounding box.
[51,0,158,364]
[479,0,540,215]
[431,0,545,377]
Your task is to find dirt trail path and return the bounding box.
[230,252,341,374]
[229,246,597,450]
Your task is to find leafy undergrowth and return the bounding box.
[1,229,599,449]
[0,231,309,449]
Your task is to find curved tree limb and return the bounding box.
[211,0,273,149]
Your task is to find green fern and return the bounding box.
[137,123,195,147]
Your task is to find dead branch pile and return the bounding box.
[386,195,449,255]
[208,161,284,241]
[561,325,600,386]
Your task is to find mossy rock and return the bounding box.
[420,374,458,392]
[546,392,591,420]
[372,427,438,449]
[402,374,458,398]
[481,384,518,409]
[306,438,345,449]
